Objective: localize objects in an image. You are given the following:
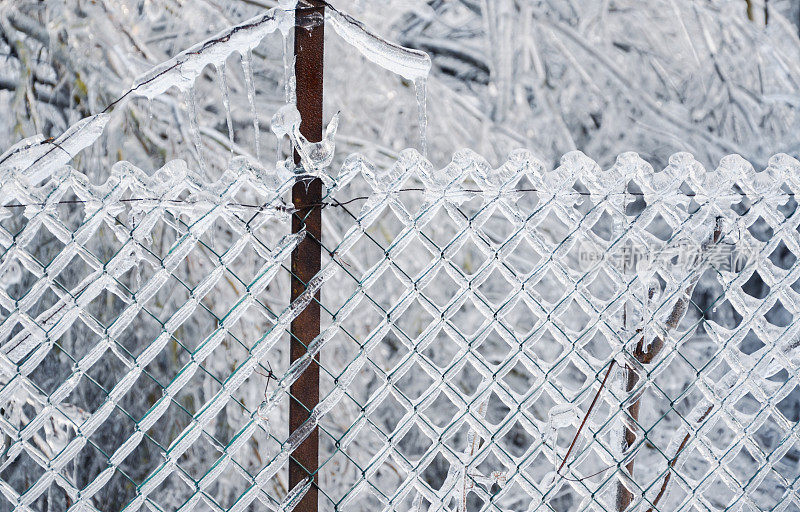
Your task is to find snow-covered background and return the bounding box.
[4,0,800,172]
[2,1,800,511]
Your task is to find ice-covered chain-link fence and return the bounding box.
[1,148,800,512]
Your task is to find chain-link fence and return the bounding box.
[2,149,800,512]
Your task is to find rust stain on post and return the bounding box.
[290,1,324,511]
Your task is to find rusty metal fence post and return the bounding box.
[290,1,324,511]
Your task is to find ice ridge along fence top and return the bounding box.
[1,149,800,511]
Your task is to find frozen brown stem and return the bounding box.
[615,217,723,511]
[644,404,714,512]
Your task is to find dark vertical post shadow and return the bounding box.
[290,1,324,511]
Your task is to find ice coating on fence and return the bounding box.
[0,114,109,185]
[2,149,800,512]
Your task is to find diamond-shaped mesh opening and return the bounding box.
[48,250,94,292]
[424,391,459,429]
[503,360,537,396]
[422,207,459,249]
[554,360,589,397]
[342,421,384,469]
[28,344,75,394]
[421,266,461,309]
[528,327,566,364]
[773,443,800,482]
[207,463,255,509]
[557,298,592,333]
[370,392,407,435]
[397,422,434,462]
[531,268,568,306]
[344,224,393,271]
[146,397,196,448]
[173,366,224,416]
[359,275,400,318]
[122,371,165,422]
[748,216,774,242]
[776,386,800,422]
[393,298,435,341]
[477,267,514,306]
[23,284,62,321]
[394,234,435,280]
[26,224,67,268]
[395,362,434,402]
[506,237,542,276]
[2,258,37,302]
[318,443,359,505]
[475,329,514,364]
[769,240,797,269]
[500,420,535,458]
[81,220,127,265]
[765,299,793,327]
[85,288,128,328]
[482,211,517,244]
[150,467,197,510]
[450,236,488,276]
[421,451,451,491]
[450,360,484,397]
[370,331,409,371]
[449,296,487,339]
[0,450,45,495]
[484,391,511,425]
[115,419,167,481]
[586,268,619,301]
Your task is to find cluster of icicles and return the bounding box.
[128,0,431,168]
[0,0,431,185]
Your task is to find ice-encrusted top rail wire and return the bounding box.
[7,186,800,212]
[1,179,800,244]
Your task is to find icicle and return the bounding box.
[184,86,207,173]
[216,63,235,156]
[241,50,261,162]
[282,30,294,104]
[410,493,423,512]
[277,2,295,105]
[414,77,428,156]
[288,75,296,106]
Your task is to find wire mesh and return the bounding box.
[1,149,800,512]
